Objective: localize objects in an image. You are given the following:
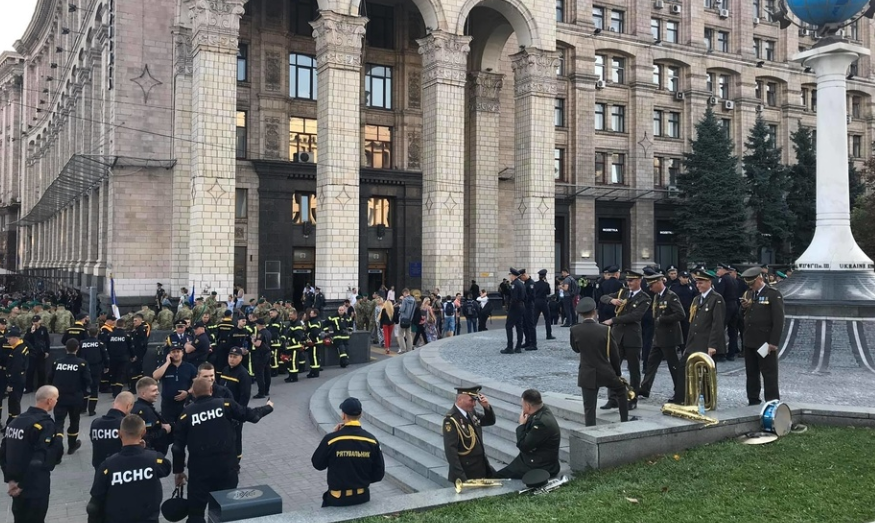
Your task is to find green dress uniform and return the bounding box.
[677,272,725,405]
[495,405,561,479]
[442,391,495,483]
[740,268,785,404]
[597,271,651,401]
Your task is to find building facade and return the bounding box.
[2,0,875,304]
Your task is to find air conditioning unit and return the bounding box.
[675,91,685,101]
[799,29,810,37]
[724,100,735,110]
[719,9,730,18]
[755,104,764,113]
[667,185,680,197]
[671,4,682,14]
[595,80,606,89]
[654,0,665,9]
[293,152,314,163]
[708,96,718,105]
[754,17,760,25]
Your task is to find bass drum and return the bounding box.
[760,400,792,436]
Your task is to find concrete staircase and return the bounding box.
[308,344,589,493]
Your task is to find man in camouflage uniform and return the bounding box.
[156,305,174,330]
[139,304,156,325]
[175,302,193,324]
[55,303,74,334]
[192,297,208,321]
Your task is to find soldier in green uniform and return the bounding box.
[740,267,785,405]
[54,303,74,335]
[495,389,561,479]
[676,269,725,405]
[174,302,193,324]
[156,305,174,330]
[139,304,156,326]
[442,385,495,484]
[18,304,32,332]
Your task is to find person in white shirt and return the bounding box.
[386,286,395,302]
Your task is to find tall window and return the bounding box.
[763,0,775,22]
[767,124,778,147]
[556,0,565,23]
[364,125,392,168]
[667,66,679,92]
[366,3,395,49]
[556,49,566,76]
[593,6,604,29]
[289,54,317,100]
[849,19,860,40]
[852,135,863,158]
[666,21,678,43]
[290,0,316,35]
[707,72,714,93]
[368,197,391,226]
[236,111,247,159]
[766,82,777,106]
[595,102,606,130]
[653,64,662,86]
[290,117,318,161]
[704,28,713,51]
[718,74,729,98]
[611,57,625,84]
[754,38,762,58]
[668,158,680,186]
[653,156,663,186]
[667,112,680,138]
[653,109,664,137]
[595,152,606,182]
[595,55,605,81]
[849,60,859,77]
[365,65,392,109]
[610,10,625,33]
[852,96,862,118]
[610,153,625,184]
[611,105,626,133]
[235,188,248,219]
[292,192,318,224]
[264,261,281,290]
[237,43,248,82]
[721,118,732,138]
[554,148,565,180]
[554,98,566,127]
[717,31,729,52]
[651,18,661,40]
[764,40,775,61]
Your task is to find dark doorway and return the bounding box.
[597,218,624,270]
[234,247,247,290]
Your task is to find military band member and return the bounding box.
[715,263,740,361]
[670,271,697,353]
[639,273,685,399]
[740,267,785,405]
[599,270,650,409]
[311,397,385,508]
[595,266,622,323]
[495,389,561,479]
[442,385,496,483]
[502,268,526,354]
[676,269,725,405]
[570,298,636,426]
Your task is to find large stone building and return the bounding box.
[2,0,875,305]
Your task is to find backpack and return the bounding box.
[464,300,478,317]
[444,301,455,317]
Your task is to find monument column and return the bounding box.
[186,0,245,297]
[511,48,558,274]
[310,12,367,302]
[465,71,503,289]
[418,31,471,293]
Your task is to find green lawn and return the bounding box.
[363,425,875,523]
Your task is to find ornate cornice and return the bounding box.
[311,12,367,70]
[188,0,248,52]
[511,48,559,97]
[417,31,471,87]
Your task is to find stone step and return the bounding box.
[382,454,447,494]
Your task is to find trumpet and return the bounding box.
[454,478,506,493]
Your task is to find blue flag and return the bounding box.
[110,274,120,319]
[189,282,196,308]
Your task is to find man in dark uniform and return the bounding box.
[595,266,623,322]
[676,269,725,405]
[639,273,685,400]
[61,313,89,345]
[89,391,135,469]
[495,389,561,479]
[133,377,171,455]
[532,269,554,341]
[266,309,284,376]
[570,298,635,426]
[250,319,272,399]
[666,265,679,286]
[105,319,133,397]
[163,320,194,359]
[599,270,651,409]
[442,385,496,483]
[501,268,526,354]
[187,322,212,367]
[715,263,740,361]
[229,317,253,374]
[0,385,64,522]
[1,327,29,427]
[670,271,697,354]
[219,347,251,463]
[325,305,352,368]
[172,377,274,523]
[740,267,785,405]
[211,310,235,368]
[311,397,385,508]
[519,270,537,350]
[79,327,110,416]
[24,315,51,394]
[152,347,197,424]
[86,414,171,523]
[47,339,91,456]
[283,310,308,382]
[127,314,151,392]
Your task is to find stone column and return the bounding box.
[511,48,558,274]
[630,201,655,271]
[571,197,599,274]
[171,28,193,292]
[186,0,245,297]
[311,12,368,301]
[418,31,471,293]
[93,181,106,278]
[86,188,98,269]
[465,71,503,289]
[76,197,86,276]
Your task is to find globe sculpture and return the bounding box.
[786,0,869,26]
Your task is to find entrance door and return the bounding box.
[367,250,388,295]
[597,218,624,270]
[292,270,313,310]
[367,269,385,295]
[234,247,247,290]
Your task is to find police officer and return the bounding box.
[172,377,274,523]
[1,327,29,427]
[311,397,385,507]
[163,320,194,359]
[187,321,212,367]
[47,339,91,456]
[104,319,133,397]
[86,414,171,523]
[325,305,352,368]
[532,269,555,343]
[519,270,537,350]
[0,385,64,522]
[90,391,135,469]
[501,268,526,354]
[251,319,272,399]
[740,267,785,405]
[219,347,251,463]
[128,314,151,391]
[152,347,197,423]
[132,377,172,455]
[79,326,110,416]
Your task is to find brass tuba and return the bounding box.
[661,352,718,426]
[454,478,506,493]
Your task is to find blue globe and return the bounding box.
[786,0,868,26]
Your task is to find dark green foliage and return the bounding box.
[786,127,816,259]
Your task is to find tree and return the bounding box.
[850,157,875,259]
[677,107,750,265]
[849,161,864,211]
[786,127,816,259]
[743,115,793,264]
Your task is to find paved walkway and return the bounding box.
[0,347,402,523]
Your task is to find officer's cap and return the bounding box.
[7,326,21,337]
[193,321,205,329]
[31,315,41,322]
[642,266,658,276]
[576,297,597,314]
[625,270,644,280]
[455,385,482,397]
[255,318,265,325]
[229,346,244,356]
[195,297,203,302]
[509,267,521,276]
[522,469,550,489]
[519,268,527,275]
[175,320,186,327]
[169,345,184,352]
[681,271,691,278]
[211,291,217,295]
[728,265,738,272]
[644,273,665,284]
[741,267,762,281]
[537,269,548,276]
[603,265,619,274]
[339,397,362,416]
[716,262,731,270]
[692,269,713,281]
[258,298,266,304]
[667,265,678,272]
[105,314,117,321]
[0,318,6,325]
[760,263,769,269]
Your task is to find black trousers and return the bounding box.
[161,398,185,425]
[108,360,129,397]
[582,386,628,427]
[253,356,271,396]
[234,422,244,461]
[744,345,780,403]
[188,467,238,523]
[478,310,488,331]
[25,355,46,392]
[561,297,574,326]
[505,304,524,348]
[54,400,82,443]
[4,378,24,424]
[12,496,49,523]
[334,339,349,368]
[128,357,144,391]
[533,299,552,338]
[322,487,370,507]
[725,303,739,356]
[522,302,535,345]
[641,315,654,369]
[640,345,680,397]
[87,366,103,413]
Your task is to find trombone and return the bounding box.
[454,478,506,493]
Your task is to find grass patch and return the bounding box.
[362,425,875,523]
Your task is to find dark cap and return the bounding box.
[455,385,482,397]
[519,269,527,275]
[741,267,762,280]
[537,269,548,276]
[169,345,184,352]
[509,267,520,276]
[255,318,265,325]
[681,271,691,278]
[603,265,619,273]
[195,297,204,302]
[728,265,738,272]
[6,326,20,337]
[223,310,233,317]
[76,313,88,321]
[760,263,769,269]
[644,273,665,283]
[105,314,117,321]
[175,320,187,327]
[157,282,163,286]
[522,468,550,489]
[667,265,678,272]
[0,318,6,325]
[339,397,362,416]
[229,346,244,356]
[32,315,41,322]
[211,291,217,295]
[625,270,644,280]
[717,262,731,270]
[193,321,205,329]
[576,297,596,314]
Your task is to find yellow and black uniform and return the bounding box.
[128,322,151,391]
[79,336,110,415]
[0,405,64,521]
[47,353,91,453]
[442,403,496,483]
[87,445,171,523]
[229,323,253,375]
[305,318,325,378]
[61,321,88,345]
[311,421,385,507]
[219,352,252,461]
[283,320,309,382]
[1,333,29,424]
[266,316,284,375]
[324,313,352,368]
[251,322,272,398]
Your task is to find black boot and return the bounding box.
[500,348,515,354]
[600,399,618,410]
[67,440,81,455]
